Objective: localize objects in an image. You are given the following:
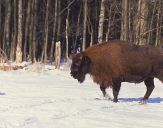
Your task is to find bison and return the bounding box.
[70,40,163,103]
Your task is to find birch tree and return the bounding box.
[16,0,22,63]
[98,0,106,43]
[82,0,87,51]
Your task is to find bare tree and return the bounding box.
[55,41,61,69]
[24,0,31,61]
[74,5,82,51]
[98,0,106,43]
[57,0,61,41]
[4,0,11,57]
[120,0,128,41]
[105,3,113,42]
[135,0,148,45]
[155,0,161,46]
[10,0,17,61]
[65,11,69,63]
[16,0,23,63]
[41,0,50,63]
[0,1,1,49]
[82,0,87,51]
[50,0,58,63]
[147,2,156,44]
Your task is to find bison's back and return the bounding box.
[84,41,161,84]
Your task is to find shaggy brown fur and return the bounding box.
[70,40,163,103]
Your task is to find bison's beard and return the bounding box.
[70,71,86,83]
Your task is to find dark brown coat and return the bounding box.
[70,40,163,103]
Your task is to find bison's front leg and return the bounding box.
[100,86,112,100]
[112,81,121,103]
[140,77,155,104]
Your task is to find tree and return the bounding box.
[50,0,58,63]
[98,0,106,43]
[55,41,61,69]
[4,0,11,58]
[41,0,50,63]
[16,0,23,63]
[82,0,87,51]
[24,0,31,61]
[155,0,162,46]
[135,0,148,45]
[120,0,128,41]
[10,0,17,61]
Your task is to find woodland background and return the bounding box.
[0,0,163,64]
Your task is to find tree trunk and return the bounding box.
[16,0,23,63]
[5,0,11,58]
[0,1,1,50]
[135,0,148,45]
[10,0,17,62]
[24,0,31,61]
[87,10,94,46]
[82,0,87,51]
[50,0,58,63]
[32,0,37,62]
[106,3,113,42]
[98,0,106,43]
[65,18,69,63]
[74,5,81,51]
[56,0,61,41]
[29,0,34,62]
[155,0,161,46]
[147,2,156,44]
[41,0,49,63]
[120,0,128,41]
[0,0,2,44]
[55,41,61,69]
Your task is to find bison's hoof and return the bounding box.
[139,100,147,105]
[113,99,118,103]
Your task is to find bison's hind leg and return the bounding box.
[112,80,121,103]
[140,77,155,104]
[100,86,112,100]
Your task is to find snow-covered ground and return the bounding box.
[0,64,163,128]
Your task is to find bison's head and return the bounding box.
[70,52,91,83]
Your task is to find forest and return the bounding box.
[0,0,163,64]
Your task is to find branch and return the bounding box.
[59,0,75,16]
[140,26,163,36]
[136,26,163,41]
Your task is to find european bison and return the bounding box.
[70,40,163,103]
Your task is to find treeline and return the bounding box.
[0,0,163,63]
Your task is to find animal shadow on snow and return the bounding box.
[0,92,6,95]
[118,97,163,103]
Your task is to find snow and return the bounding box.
[0,65,163,128]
